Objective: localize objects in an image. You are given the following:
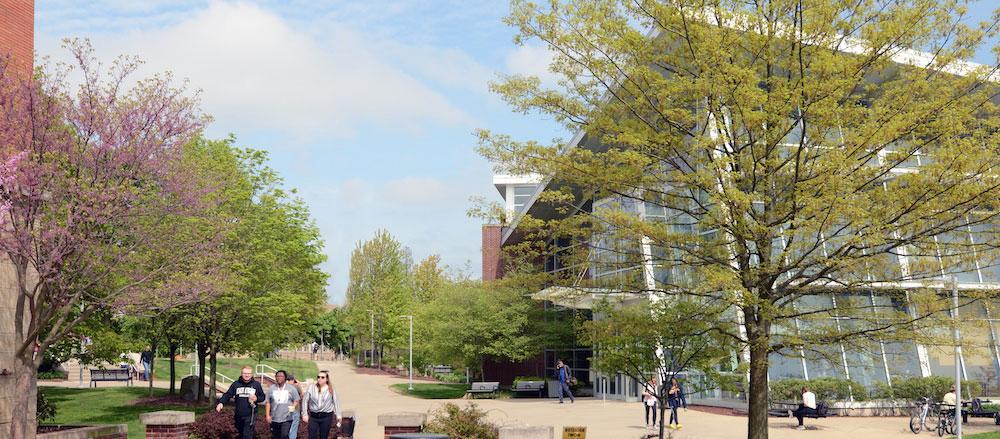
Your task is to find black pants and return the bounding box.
[235,415,256,439]
[308,411,334,439]
[271,420,292,439]
[644,403,657,424]
[793,404,817,426]
[669,404,680,425]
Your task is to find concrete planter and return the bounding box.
[828,400,912,417]
[37,424,127,439]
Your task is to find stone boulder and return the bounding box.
[181,376,201,401]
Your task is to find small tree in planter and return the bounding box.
[584,298,738,439]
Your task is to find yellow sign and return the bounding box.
[562,426,586,439]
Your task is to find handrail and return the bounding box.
[184,364,234,388]
[256,363,278,382]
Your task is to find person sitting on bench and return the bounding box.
[942,384,958,418]
[792,386,817,430]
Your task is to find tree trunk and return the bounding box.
[168,343,178,395]
[659,398,667,439]
[148,340,158,397]
[747,327,770,439]
[197,343,208,402]
[209,348,218,406]
[9,354,39,439]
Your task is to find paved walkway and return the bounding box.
[319,359,999,439]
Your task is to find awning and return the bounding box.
[530,286,646,309]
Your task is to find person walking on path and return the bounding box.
[301,370,340,439]
[139,347,153,381]
[667,378,686,430]
[642,377,658,427]
[791,386,817,430]
[266,370,300,439]
[216,366,267,439]
[555,360,575,404]
[287,374,304,439]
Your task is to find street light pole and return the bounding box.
[953,277,963,438]
[369,310,375,368]
[401,315,414,390]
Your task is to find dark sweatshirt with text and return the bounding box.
[219,377,266,418]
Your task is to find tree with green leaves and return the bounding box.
[312,307,350,354]
[480,1,1000,437]
[345,230,413,367]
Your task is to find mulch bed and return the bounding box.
[352,366,440,382]
[131,394,203,407]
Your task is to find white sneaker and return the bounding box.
[796,425,805,430]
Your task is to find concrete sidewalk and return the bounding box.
[317,359,1000,438]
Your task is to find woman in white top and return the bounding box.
[301,370,340,439]
[642,377,658,427]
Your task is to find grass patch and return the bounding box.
[151,357,319,388]
[40,387,209,439]
[390,383,469,399]
[968,433,1000,438]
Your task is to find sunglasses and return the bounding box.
[317,375,327,379]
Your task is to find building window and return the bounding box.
[512,185,535,212]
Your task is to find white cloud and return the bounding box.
[505,43,560,88]
[37,2,472,140]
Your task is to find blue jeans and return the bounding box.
[142,361,150,380]
[558,381,574,402]
[289,411,300,439]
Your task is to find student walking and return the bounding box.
[139,347,153,381]
[555,360,575,404]
[301,370,340,439]
[287,374,304,439]
[216,366,267,439]
[642,378,658,427]
[667,378,686,430]
[265,370,300,439]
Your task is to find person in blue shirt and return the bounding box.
[555,360,575,404]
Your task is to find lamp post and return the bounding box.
[952,277,963,438]
[401,315,414,390]
[368,310,375,368]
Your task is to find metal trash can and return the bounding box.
[387,434,448,439]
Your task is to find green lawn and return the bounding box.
[151,357,319,388]
[40,387,208,439]
[968,432,1000,438]
[389,383,470,399]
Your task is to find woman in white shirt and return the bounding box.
[642,378,658,427]
[792,386,817,430]
[301,370,340,439]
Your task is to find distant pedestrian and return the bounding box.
[311,341,319,360]
[216,366,267,439]
[666,378,686,429]
[287,374,304,439]
[792,386,817,431]
[642,377,658,427]
[555,360,574,404]
[301,370,340,439]
[139,347,153,381]
[266,370,300,439]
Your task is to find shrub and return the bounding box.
[424,403,499,439]
[435,372,467,383]
[513,376,546,384]
[190,409,318,439]
[37,392,56,422]
[37,370,68,380]
[873,376,982,401]
[769,377,868,402]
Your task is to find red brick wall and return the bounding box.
[384,426,421,438]
[0,0,34,76]
[483,353,546,385]
[145,424,191,439]
[482,224,504,281]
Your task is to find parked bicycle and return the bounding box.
[910,397,936,434]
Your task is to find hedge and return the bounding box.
[769,377,868,402]
[872,376,982,401]
[770,376,983,403]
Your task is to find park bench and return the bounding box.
[466,381,499,398]
[511,380,546,398]
[90,368,133,387]
[768,401,830,419]
[431,365,453,375]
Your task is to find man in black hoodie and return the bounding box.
[216,366,267,439]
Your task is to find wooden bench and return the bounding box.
[511,381,546,398]
[466,381,499,398]
[769,401,830,419]
[90,368,133,387]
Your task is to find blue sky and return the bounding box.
[35,1,567,305]
[34,1,1000,305]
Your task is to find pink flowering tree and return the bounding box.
[0,40,220,437]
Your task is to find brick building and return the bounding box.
[0,0,34,435]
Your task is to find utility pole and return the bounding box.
[953,277,963,438]
[401,315,414,390]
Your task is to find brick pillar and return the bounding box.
[482,224,504,281]
[377,412,425,439]
[139,410,194,439]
